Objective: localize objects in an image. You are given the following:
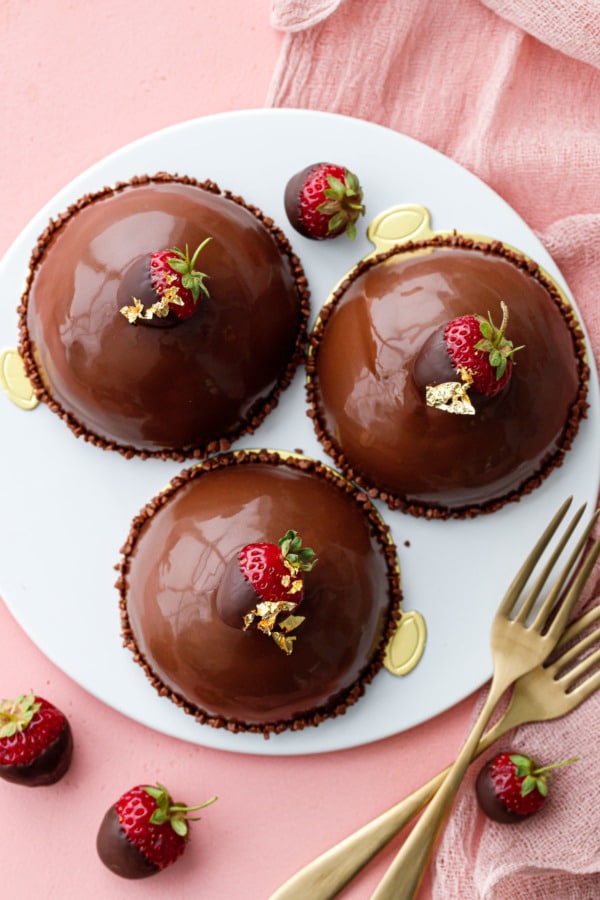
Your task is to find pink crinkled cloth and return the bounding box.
[267,1,600,898]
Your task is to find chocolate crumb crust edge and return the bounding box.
[16,172,311,462]
[306,233,590,521]
[115,448,403,738]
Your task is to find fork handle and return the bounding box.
[269,710,512,900]
[370,678,505,900]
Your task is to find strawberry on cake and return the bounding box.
[307,232,589,518]
[18,173,310,460]
[116,449,402,736]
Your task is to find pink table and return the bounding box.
[0,3,475,896]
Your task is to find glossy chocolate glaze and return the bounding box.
[96,806,160,878]
[309,238,588,517]
[0,718,73,786]
[19,174,309,458]
[117,451,401,734]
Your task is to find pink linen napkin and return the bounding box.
[267,1,600,897]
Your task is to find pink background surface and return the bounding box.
[0,3,475,897]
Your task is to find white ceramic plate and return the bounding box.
[0,109,598,756]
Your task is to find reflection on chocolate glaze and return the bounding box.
[309,238,588,518]
[18,174,309,459]
[117,451,401,736]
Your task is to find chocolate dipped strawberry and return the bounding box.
[0,691,73,786]
[284,162,365,240]
[97,782,217,879]
[216,529,318,654]
[119,238,211,324]
[414,301,524,414]
[476,751,577,823]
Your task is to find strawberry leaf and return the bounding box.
[326,174,346,195]
[167,258,189,275]
[328,211,347,234]
[170,817,188,838]
[537,779,549,797]
[150,808,169,826]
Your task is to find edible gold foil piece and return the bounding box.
[425,381,475,415]
[243,600,305,654]
[426,369,475,415]
[119,292,184,324]
[384,611,427,676]
[0,348,38,410]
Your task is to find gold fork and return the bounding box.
[269,602,600,900]
[370,499,600,900]
[269,499,600,900]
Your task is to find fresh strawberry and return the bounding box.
[96,782,217,879]
[120,238,211,324]
[444,301,523,396]
[284,162,365,240]
[237,530,318,654]
[476,751,578,823]
[239,529,317,607]
[0,691,73,786]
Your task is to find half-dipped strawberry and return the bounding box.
[0,691,73,786]
[415,301,524,414]
[96,782,217,879]
[217,530,317,654]
[284,163,365,240]
[120,239,211,324]
[476,751,578,823]
[239,529,317,607]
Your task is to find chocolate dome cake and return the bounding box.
[18,173,309,459]
[307,211,588,519]
[116,450,402,735]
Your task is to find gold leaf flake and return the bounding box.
[279,614,306,633]
[272,632,296,655]
[243,600,304,653]
[425,380,475,415]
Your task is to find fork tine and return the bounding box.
[514,503,588,623]
[549,607,600,670]
[540,530,600,641]
[497,496,574,616]
[555,604,600,650]
[560,647,600,693]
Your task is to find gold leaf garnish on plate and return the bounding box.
[0,348,38,410]
[384,611,427,676]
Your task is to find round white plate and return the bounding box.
[0,109,598,756]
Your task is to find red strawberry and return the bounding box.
[96,782,217,879]
[0,691,73,786]
[239,529,317,607]
[418,300,524,414]
[120,238,211,324]
[237,530,318,654]
[284,162,365,240]
[476,751,578,823]
[444,301,522,396]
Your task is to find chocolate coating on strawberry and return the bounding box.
[97,782,217,879]
[120,239,211,325]
[0,692,73,786]
[216,553,260,629]
[96,806,159,879]
[476,751,577,823]
[285,163,365,240]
